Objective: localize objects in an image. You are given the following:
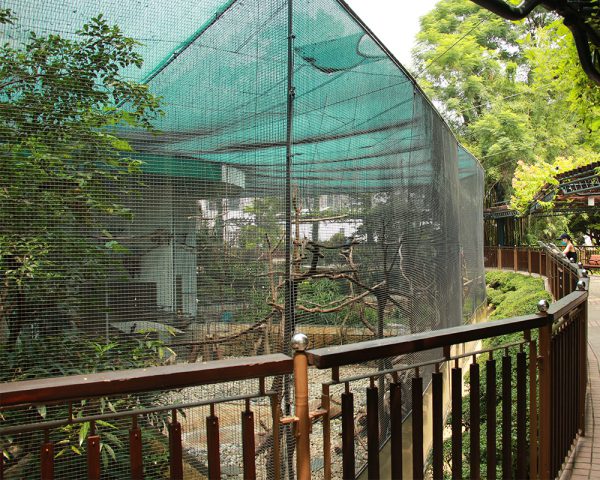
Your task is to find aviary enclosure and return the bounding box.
[0,0,485,477]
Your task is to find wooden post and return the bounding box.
[498,247,502,269]
[556,261,560,299]
[129,417,143,480]
[514,246,518,272]
[528,249,532,274]
[41,438,54,480]
[292,333,311,480]
[270,393,281,480]
[322,384,331,480]
[579,300,588,435]
[169,411,183,480]
[527,333,538,480]
[538,318,553,479]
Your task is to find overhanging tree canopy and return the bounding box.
[471,0,600,84]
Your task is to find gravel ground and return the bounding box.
[158,362,401,478]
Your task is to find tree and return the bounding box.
[525,21,600,148]
[0,11,162,346]
[413,0,548,130]
[413,0,598,219]
[510,154,600,213]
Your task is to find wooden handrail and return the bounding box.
[0,353,293,408]
[307,289,587,370]
[307,313,548,369]
[548,289,588,318]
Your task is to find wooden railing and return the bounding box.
[0,355,293,480]
[0,245,589,479]
[484,243,588,299]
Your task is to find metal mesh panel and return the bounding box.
[1,0,485,478]
[458,147,486,322]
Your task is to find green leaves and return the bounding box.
[0,8,15,24]
[413,0,598,207]
[0,14,161,341]
[36,405,47,419]
[510,152,600,213]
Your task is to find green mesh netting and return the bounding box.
[1,0,485,478]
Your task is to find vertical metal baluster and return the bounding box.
[169,409,183,480]
[569,320,575,453]
[412,371,424,480]
[541,250,546,276]
[539,321,553,480]
[270,393,281,480]
[341,382,355,480]
[563,322,569,455]
[579,302,588,436]
[390,379,403,480]
[551,334,558,474]
[528,335,538,480]
[41,429,54,480]
[322,384,331,480]
[486,355,497,480]
[574,316,580,440]
[87,421,101,480]
[242,399,256,480]
[207,403,221,479]
[129,415,143,480]
[516,349,527,479]
[502,352,512,480]
[568,319,574,454]
[432,367,444,480]
[556,327,562,470]
[452,361,462,479]
[470,359,480,480]
[367,377,380,479]
[561,325,566,468]
[572,317,578,446]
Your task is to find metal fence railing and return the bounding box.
[1,245,589,479]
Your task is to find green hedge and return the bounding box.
[432,271,550,478]
[486,270,551,320]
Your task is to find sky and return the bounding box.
[345,0,440,68]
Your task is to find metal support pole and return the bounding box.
[283,2,296,476]
[283,0,296,352]
[292,333,311,480]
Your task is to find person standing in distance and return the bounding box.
[559,233,578,262]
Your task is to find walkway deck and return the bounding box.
[561,278,600,479]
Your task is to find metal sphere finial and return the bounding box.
[537,299,550,313]
[569,257,576,263]
[578,262,584,269]
[581,269,589,278]
[577,280,587,291]
[291,333,309,352]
